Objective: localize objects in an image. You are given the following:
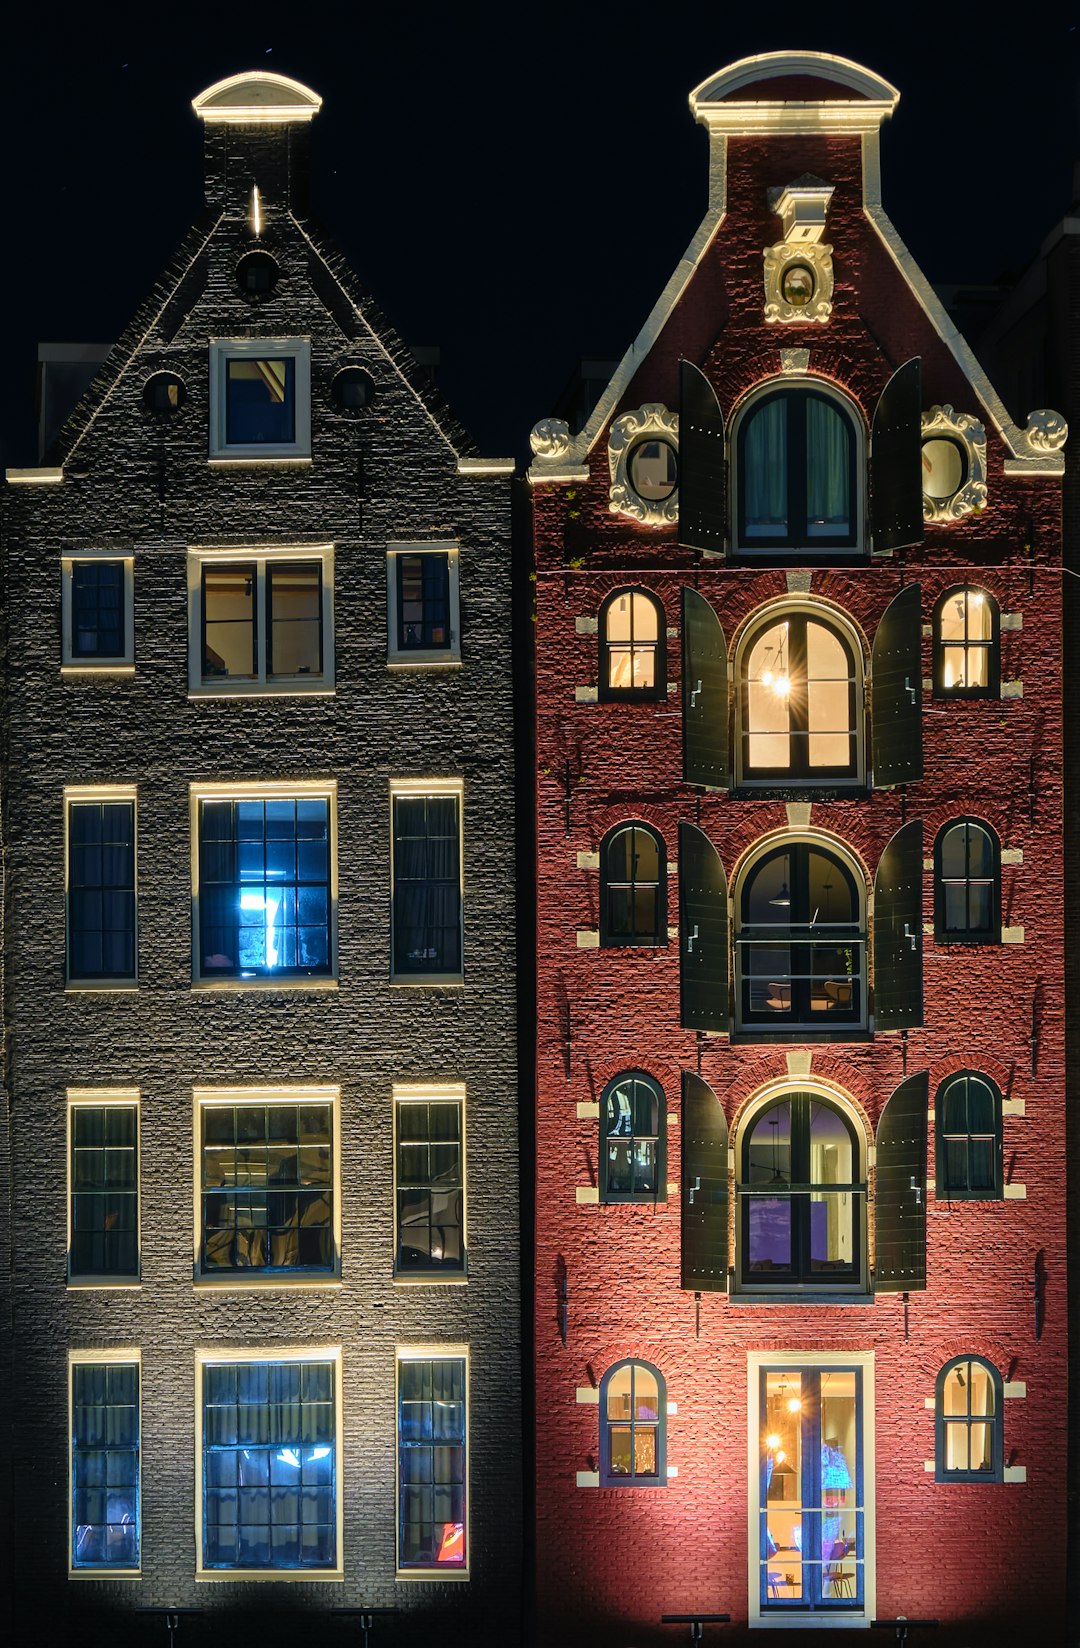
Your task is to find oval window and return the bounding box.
[236,250,280,297]
[781,264,815,308]
[628,438,678,501]
[922,437,967,501]
[142,372,186,415]
[331,366,376,411]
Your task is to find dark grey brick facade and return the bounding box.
[1,75,520,1648]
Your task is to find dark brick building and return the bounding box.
[527,52,1068,1642]
[1,71,520,1647]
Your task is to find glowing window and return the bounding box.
[191,552,332,692]
[628,439,679,502]
[936,1357,1002,1481]
[933,586,999,698]
[741,611,860,781]
[70,1356,140,1573]
[397,1353,468,1571]
[599,1360,666,1487]
[599,589,664,699]
[198,1096,335,1278]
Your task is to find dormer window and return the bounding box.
[736,386,858,553]
[209,340,311,461]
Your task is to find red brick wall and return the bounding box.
[533,122,1066,1644]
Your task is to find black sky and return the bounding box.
[4,2,1079,465]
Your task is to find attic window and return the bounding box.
[143,372,186,416]
[331,367,376,411]
[208,340,311,461]
[629,439,678,502]
[236,251,280,298]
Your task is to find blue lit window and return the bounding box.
[201,1358,338,1571]
[196,795,333,981]
[71,1359,140,1570]
[397,1355,467,1570]
[67,797,137,983]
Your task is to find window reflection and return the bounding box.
[601,1361,664,1485]
[741,1095,862,1284]
[737,843,864,1028]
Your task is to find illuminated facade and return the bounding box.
[1,73,520,1645]
[528,53,1067,1641]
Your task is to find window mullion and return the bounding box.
[257,563,268,682]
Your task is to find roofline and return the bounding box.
[192,71,322,125]
[691,51,899,136]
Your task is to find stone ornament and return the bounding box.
[780,348,811,375]
[763,242,834,324]
[920,405,987,522]
[530,418,572,460]
[1025,409,1068,453]
[607,404,679,526]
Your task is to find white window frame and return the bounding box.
[69,1347,142,1580]
[195,1345,344,1582]
[192,1085,342,1288]
[208,338,311,462]
[189,779,338,991]
[395,1344,470,1581]
[65,784,139,991]
[746,1349,875,1628]
[61,552,135,673]
[67,1088,141,1289]
[386,542,462,667]
[392,1083,468,1285]
[187,544,335,696]
[389,777,465,987]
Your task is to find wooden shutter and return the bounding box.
[679,822,729,1033]
[873,820,923,1030]
[870,584,923,787]
[681,1071,729,1292]
[681,587,728,788]
[678,360,726,553]
[875,1071,928,1293]
[870,358,923,553]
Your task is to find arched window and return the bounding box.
[934,820,1000,944]
[599,1359,666,1487]
[737,1092,865,1288]
[738,609,862,783]
[735,842,865,1030]
[935,1357,1003,1482]
[936,1072,1002,1199]
[933,586,999,698]
[599,589,665,700]
[736,386,859,553]
[600,1073,665,1203]
[600,823,666,947]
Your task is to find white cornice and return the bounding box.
[691,50,898,136]
[193,71,322,125]
[6,466,64,484]
[456,457,515,476]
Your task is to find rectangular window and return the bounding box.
[192,784,336,985]
[396,1351,468,1575]
[70,1353,140,1574]
[196,1089,338,1282]
[748,1353,875,1625]
[66,790,137,985]
[394,1088,466,1278]
[390,782,463,982]
[68,1091,140,1283]
[387,545,460,665]
[62,556,134,669]
[208,340,311,460]
[190,549,333,694]
[198,1350,342,1577]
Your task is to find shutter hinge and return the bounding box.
[687,924,699,955]
[904,675,916,706]
[903,922,917,952]
[690,678,703,708]
[909,1175,922,1208]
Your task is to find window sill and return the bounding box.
[730,784,867,801]
[750,1611,868,1630]
[395,1567,470,1584]
[69,1568,142,1582]
[387,653,463,670]
[730,1028,871,1046]
[191,976,338,993]
[188,683,336,699]
[197,1568,343,1584]
[65,982,139,994]
[390,974,465,989]
[393,1271,469,1286]
[67,1278,142,1291]
[207,454,312,467]
[61,663,136,677]
[730,1290,874,1306]
[193,1275,342,1291]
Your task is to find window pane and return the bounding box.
[225,357,296,446]
[203,565,256,679]
[200,1104,334,1275]
[392,794,462,975]
[269,564,322,678]
[72,562,125,659]
[72,1362,139,1569]
[395,1101,465,1271]
[398,553,451,651]
[748,1198,792,1270]
[629,439,678,501]
[806,397,851,535]
[199,798,331,979]
[743,400,788,536]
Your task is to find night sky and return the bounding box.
[4,3,1078,466]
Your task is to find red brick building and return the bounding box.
[528,52,1067,1642]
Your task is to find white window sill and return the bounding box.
[61,663,135,677]
[65,981,138,994]
[188,682,335,699]
[387,653,463,670]
[395,1567,470,1584]
[730,1290,874,1306]
[67,1278,142,1291]
[197,1568,343,1584]
[390,974,464,989]
[191,976,338,993]
[193,1275,342,1291]
[69,1568,142,1582]
[393,1271,469,1286]
[207,454,312,467]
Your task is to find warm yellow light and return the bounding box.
[762,670,774,686]
[970,591,984,608]
[943,661,952,689]
[766,1432,781,1450]
[775,674,791,697]
[252,185,262,238]
[775,1449,787,1464]
[787,1396,802,1413]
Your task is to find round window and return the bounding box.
[331,366,376,411]
[628,438,678,501]
[921,437,967,501]
[781,263,815,308]
[142,372,186,415]
[236,250,280,297]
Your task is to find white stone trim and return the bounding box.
[1001,848,1023,865]
[921,405,988,522]
[6,465,64,484]
[456,457,515,476]
[1003,1382,1027,1399]
[1002,927,1025,944]
[575,685,598,703]
[1004,1465,1027,1483]
[576,1186,600,1205]
[576,1471,600,1488]
[1003,1183,1027,1199]
[575,616,598,635]
[576,851,599,870]
[1001,613,1023,631]
[576,1102,600,1120]
[193,71,322,124]
[576,930,600,949]
[1001,681,1024,699]
[576,1386,600,1405]
[607,403,679,526]
[1002,1098,1026,1117]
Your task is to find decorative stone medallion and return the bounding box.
[763,242,834,324]
[920,405,987,522]
[607,404,679,526]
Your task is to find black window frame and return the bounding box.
[394,550,454,655]
[933,818,1000,945]
[599,1359,667,1488]
[737,608,862,785]
[599,821,667,948]
[68,558,129,664]
[391,790,463,980]
[932,586,1000,699]
[598,587,666,703]
[68,1101,140,1283]
[394,1095,466,1276]
[737,1092,865,1291]
[935,1356,1003,1483]
[599,1072,666,1204]
[735,386,860,558]
[935,1072,1003,1200]
[66,796,137,985]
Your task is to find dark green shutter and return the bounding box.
[678,360,726,553]
[681,586,729,788]
[679,821,729,1033]
[873,820,923,1030]
[871,584,923,787]
[875,1071,928,1292]
[870,358,923,553]
[681,1071,729,1292]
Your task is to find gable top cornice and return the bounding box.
[690,51,899,135]
[193,71,322,125]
